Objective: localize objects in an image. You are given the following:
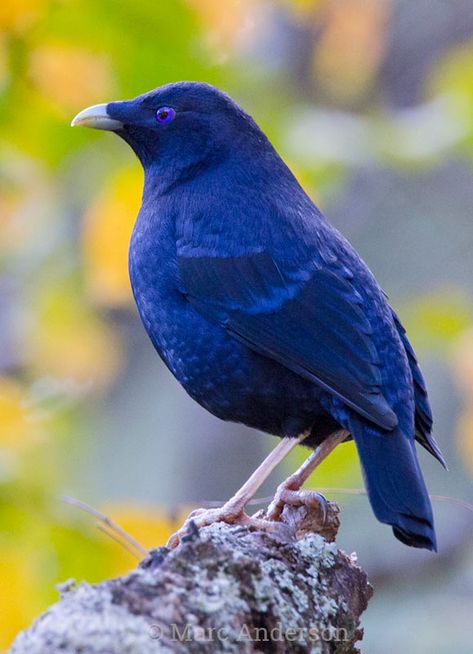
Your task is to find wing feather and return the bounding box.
[179,250,398,430]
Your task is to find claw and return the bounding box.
[278,489,328,525]
[166,504,247,549]
[266,483,329,523]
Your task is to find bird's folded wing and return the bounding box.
[177,249,397,430]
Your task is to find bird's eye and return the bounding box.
[156,107,176,125]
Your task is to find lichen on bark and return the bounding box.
[10,503,372,654]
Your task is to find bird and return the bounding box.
[72,81,446,551]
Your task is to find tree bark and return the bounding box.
[9,501,372,653]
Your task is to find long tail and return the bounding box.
[391,309,447,469]
[351,419,437,551]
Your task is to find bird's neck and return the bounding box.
[142,147,228,197]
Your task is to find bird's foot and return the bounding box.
[266,484,328,522]
[262,484,340,542]
[167,491,339,548]
[277,490,339,541]
[167,486,339,548]
[167,501,301,549]
[167,502,262,549]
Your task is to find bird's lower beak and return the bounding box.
[71,103,124,131]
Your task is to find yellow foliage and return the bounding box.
[428,41,473,120]
[103,503,188,574]
[0,0,47,33]
[0,548,42,650]
[187,0,260,52]
[0,184,22,251]
[0,36,7,91]
[0,378,43,450]
[29,43,114,114]
[294,438,362,489]
[27,284,123,392]
[401,289,473,354]
[312,0,389,102]
[82,167,142,307]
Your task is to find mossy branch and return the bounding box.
[10,502,372,654]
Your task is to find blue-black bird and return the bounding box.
[72,82,446,551]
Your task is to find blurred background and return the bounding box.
[1,0,473,650]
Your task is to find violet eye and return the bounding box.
[156,106,175,124]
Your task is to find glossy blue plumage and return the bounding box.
[109,82,445,551]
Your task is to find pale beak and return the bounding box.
[71,103,123,131]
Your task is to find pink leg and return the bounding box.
[266,429,349,520]
[167,431,310,548]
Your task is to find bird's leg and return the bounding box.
[167,431,310,548]
[265,429,349,521]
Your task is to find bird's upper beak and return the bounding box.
[71,103,124,131]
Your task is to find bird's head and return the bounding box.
[72,82,267,181]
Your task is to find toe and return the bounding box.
[166,505,244,549]
[167,531,181,549]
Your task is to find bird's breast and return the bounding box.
[128,211,251,410]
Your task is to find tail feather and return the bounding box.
[392,309,447,469]
[351,420,437,551]
[415,428,447,470]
